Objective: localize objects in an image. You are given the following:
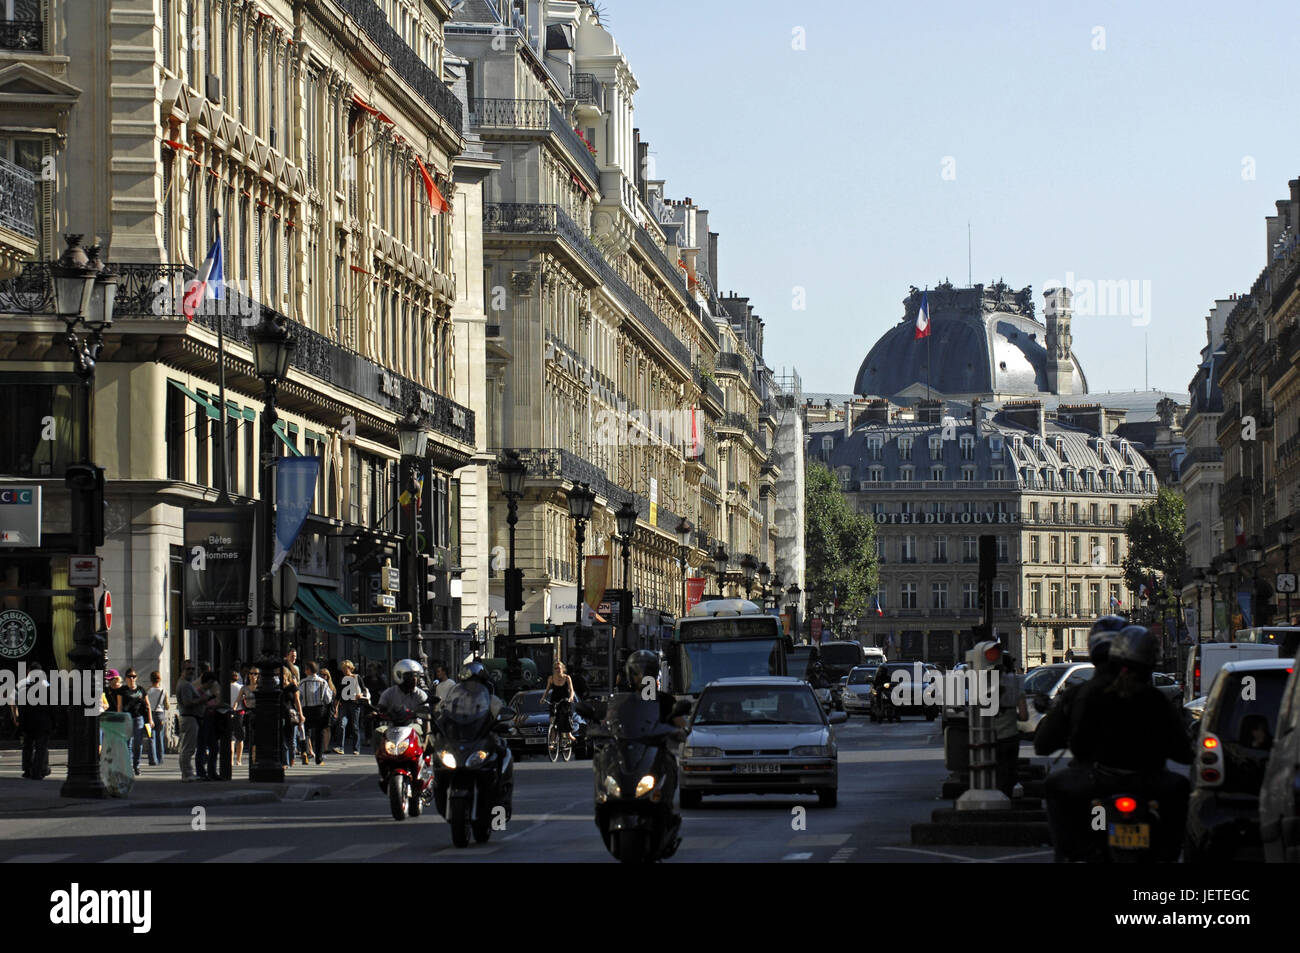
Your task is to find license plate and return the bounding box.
[1108,823,1150,849]
[525,737,546,745]
[735,762,780,774]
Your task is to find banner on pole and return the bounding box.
[584,554,609,625]
[272,456,320,574]
[686,576,707,613]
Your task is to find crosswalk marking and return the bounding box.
[782,851,814,860]
[4,853,74,863]
[787,833,850,847]
[204,847,294,864]
[678,836,738,850]
[314,842,403,862]
[100,850,185,864]
[829,847,856,863]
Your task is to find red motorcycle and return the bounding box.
[374,705,434,821]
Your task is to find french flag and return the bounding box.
[1111,595,1122,610]
[183,217,224,321]
[913,291,931,340]
[1234,514,1246,546]
[873,594,883,617]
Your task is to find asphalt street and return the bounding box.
[0,716,1053,863]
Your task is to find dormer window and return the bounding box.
[928,434,943,460]
[989,435,1004,458]
[898,435,913,459]
[867,436,883,461]
[1054,437,1064,457]
[959,434,975,460]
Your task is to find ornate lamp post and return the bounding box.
[741,553,758,600]
[1216,556,1237,641]
[498,451,527,683]
[1280,518,1295,624]
[616,500,638,644]
[787,582,802,641]
[712,546,729,598]
[567,482,596,673]
[1243,538,1263,627]
[757,561,771,604]
[249,312,295,783]
[53,236,115,799]
[768,572,783,612]
[397,410,429,663]
[675,517,693,617]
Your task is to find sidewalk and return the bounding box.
[0,746,368,815]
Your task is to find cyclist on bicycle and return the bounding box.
[543,661,576,743]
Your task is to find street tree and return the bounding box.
[804,461,878,620]
[1122,487,1187,607]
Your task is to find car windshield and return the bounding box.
[1214,669,1290,748]
[1024,666,1068,694]
[820,644,862,667]
[694,685,824,725]
[848,667,875,684]
[510,691,547,715]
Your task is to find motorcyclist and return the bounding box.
[872,662,895,720]
[1045,624,1192,861]
[607,650,688,729]
[452,659,506,718]
[1034,614,1127,756]
[376,659,429,720]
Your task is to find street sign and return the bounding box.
[99,589,112,631]
[383,566,401,591]
[339,612,412,626]
[375,592,397,609]
[1277,573,1297,594]
[68,555,101,587]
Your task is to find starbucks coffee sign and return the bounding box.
[0,609,38,660]
[872,511,1019,524]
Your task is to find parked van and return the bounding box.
[1185,642,1279,703]
[861,646,887,666]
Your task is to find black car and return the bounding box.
[1186,658,1294,862]
[505,690,591,758]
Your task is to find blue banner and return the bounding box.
[1236,590,1254,630]
[272,456,320,574]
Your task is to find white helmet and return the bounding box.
[393,659,424,685]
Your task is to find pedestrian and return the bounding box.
[284,646,300,682]
[197,670,222,780]
[434,664,455,705]
[319,668,340,754]
[101,669,121,753]
[114,669,150,776]
[10,666,52,780]
[176,661,206,781]
[280,667,305,768]
[146,671,167,767]
[235,666,259,765]
[229,669,245,766]
[298,662,334,765]
[335,660,368,755]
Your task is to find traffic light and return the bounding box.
[966,639,1003,670]
[420,554,440,616]
[978,534,997,581]
[65,463,105,548]
[505,567,524,612]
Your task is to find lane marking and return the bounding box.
[314,842,403,862]
[829,847,856,863]
[204,846,294,864]
[782,851,814,860]
[5,853,74,863]
[876,846,990,863]
[787,833,850,847]
[100,850,185,864]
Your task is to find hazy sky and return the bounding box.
[601,0,1300,397]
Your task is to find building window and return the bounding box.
[963,535,977,562]
[165,385,187,481]
[901,536,916,562]
[1030,583,1042,614]
[993,583,1010,609]
[1050,536,1060,563]
[1069,536,1080,563]
[1029,501,1039,521]
[960,434,975,460]
[1110,537,1120,564]
[898,436,913,459]
[0,377,88,477]
[930,465,944,480]
[876,536,886,561]
[901,583,917,609]
[867,436,882,461]
[996,536,1008,562]
[928,434,943,460]
[963,583,978,609]
[1050,583,1062,615]
[868,467,883,482]
[1090,536,1101,565]
[1030,536,1040,563]
[900,466,914,482]
[1090,583,1101,615]
[1109,584,1122,612]
[1070,583,1081,617]
[933,536,947,563]
[962,466,977,481]
[932,582,948,610]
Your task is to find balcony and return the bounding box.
[481,203,692,369]
[466,97,599,182]
[1183,445,1224,469]
[572,73,604,109]
[331,0,462,131]
[0,262,476,447]
[0,18,41,51]
[0,156,37,279]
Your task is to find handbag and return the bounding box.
[288,708,302,725]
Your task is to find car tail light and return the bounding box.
[1114,796,1137,814]
[1203,736,1219,750]
[1199,732,1224,788]
[1194,665,1200,694]
[1201,768,1222,783]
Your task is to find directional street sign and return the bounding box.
[375,592,397,609]
[383,566,401,591]
[339,612,412,626]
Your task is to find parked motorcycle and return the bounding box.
[373,704,434,821]
[584,694,689,864]
[430,681,515,848]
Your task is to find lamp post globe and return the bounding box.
[712,546,729,597]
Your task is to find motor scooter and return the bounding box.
[373,704,434,821]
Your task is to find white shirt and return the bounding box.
[230,681,243,707]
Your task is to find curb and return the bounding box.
[127,790,280,809]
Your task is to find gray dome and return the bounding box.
[854,283,1088,399]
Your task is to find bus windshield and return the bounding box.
[678,639,782,695]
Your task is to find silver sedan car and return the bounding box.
[679,676,846,808]
[841,666,877,715]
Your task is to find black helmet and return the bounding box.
[459,660,491,686]
[1109,625,1158,669]
[625,649,660,688]
[1087,615,1127,664]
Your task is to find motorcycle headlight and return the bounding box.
[684,746,722,758]
[384,740,399,755]
[603,774,621,797]
[438,750,457,769]
[791,745,830,757]
[635,774,657,798]
[466,749,489,767]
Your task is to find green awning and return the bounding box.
[293,586,348,636]
[312,586,390,643]
[168,379,220,419]
[271,420,304,457]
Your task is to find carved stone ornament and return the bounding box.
[511,271,536,296]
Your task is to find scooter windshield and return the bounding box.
[603,694,672,743]
[438,683,492,740]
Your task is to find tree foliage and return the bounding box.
[1122,487,1187,604]
[804,461,878,618]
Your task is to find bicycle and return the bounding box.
[547,699,574,762]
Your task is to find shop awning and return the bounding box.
[293,586,348,635]
[308,585,391,643]
[168,379,220,419]
[272,420,304,457]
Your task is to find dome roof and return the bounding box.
[854,283,1088,400]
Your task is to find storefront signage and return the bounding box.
[0,609,38,659]
[183,504,256,629]
[0,484,41,547]
[871,511,1017,525]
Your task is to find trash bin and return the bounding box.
[214,705,234,780]
[100,712,134,797]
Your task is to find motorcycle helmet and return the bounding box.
[393,658,424,692]
[1087,614,1127,665]
[1108,625,1159,671]
[625,649,660,688]
[459,659,491,687]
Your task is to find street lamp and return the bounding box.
[567,483,596,675]
[787,582,802,641]
[249,311,295,783]
[616,500,638,644]
[397,409,429,663]
[712,546,729,598]
[675,517,693,617]
[741,553,758,599]
[1244,537,1263,627]
[768,572,783,612]
[1280,518,1294,624]
[53,236,114,799]
[757,562,771,603]
[1217,557,1237,640]
[498,451,527,685]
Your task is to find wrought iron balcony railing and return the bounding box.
[468,97,549,130]
[0,18,41,51]
[0,261,475,446]
[0,156,37,239]
[572,73,604,108]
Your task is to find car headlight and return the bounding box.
[438,750,457,769]
[791,745,830,757]
[635,775,657,798]
[603,775,621,797]
[466,749,489,767]
[684,746,722,758]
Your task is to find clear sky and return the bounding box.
[600,0,1300,397]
